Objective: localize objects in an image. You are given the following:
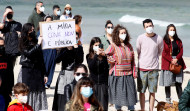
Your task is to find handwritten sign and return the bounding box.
[40,19,76,49]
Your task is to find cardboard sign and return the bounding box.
[40,19,76,49]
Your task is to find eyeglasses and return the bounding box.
[75,73,88,77]
[107,27,113,29]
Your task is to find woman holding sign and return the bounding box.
[52,34,84,111]
[19,23,48,111]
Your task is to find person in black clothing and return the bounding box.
[0,6,22,92]
[86,37,109,110]
[63,64,88,110]
[0,38,12,110]
[18,23,48,111]
[52,41,84,111]
[51,5,61,20]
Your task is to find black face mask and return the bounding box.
[7,13,13,19]
[0,45,5,55]
[29,31,36,39]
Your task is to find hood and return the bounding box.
[8,99,20,107]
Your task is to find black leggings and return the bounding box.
[165,82,182,99]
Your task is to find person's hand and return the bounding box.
[67,46,73,50]
[3,9,13,17]
[74,44,78,48]
[44,77,48,84]
[133,74,138,79]
[96,48,101,55]
[172,59,178,65]
[38,36,43,45]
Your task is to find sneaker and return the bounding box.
[166,98,171,104]
[45,85,50,89]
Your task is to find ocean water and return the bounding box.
[0,0,190,56]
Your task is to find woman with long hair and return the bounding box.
[60,4,73,20]
[73,15,82,45]
[65,77,103,111]
[19,23,48,110]
[63,64,88,109]
[105,24,137,110]
[159,24,186,103]
[86,37,109,110]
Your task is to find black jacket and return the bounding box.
[1,21,22,56]
[20,43,47,91]
[64,79,77,104]
[20,44,45,69]
[56,46,84,71]
[86,54,109,84]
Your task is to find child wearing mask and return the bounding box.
[7,83,33,111]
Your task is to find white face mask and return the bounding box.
[107,28,113,34]
[93,46,99,52]
[119,34,126,40]
[18,95,28,104]
[75,74,83,81]
[56,10,61,16]
[66,10,71,15]
[39,7,45,12]
[146,27,154,34]
[168,31,175,37]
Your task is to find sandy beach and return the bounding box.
[13,44,190,111]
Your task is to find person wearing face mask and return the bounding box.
[52,32,84,110]
[73,15,82,45]
[28,1,46,33]
[60,4,73,20]
[7,83,33,111]
[159,24,186,103]
[86,37,109,110]
[62,64,88,110]
[0,38,13,110]
[100,20,114,51]
[105,25,137,111]
[39,15,57,89]
[0,6,22,93]
[18,23,48,111]
[136,19,163,111]
[51,5,61,20]
[65,77,103,111]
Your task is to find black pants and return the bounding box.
[165,82,182,99]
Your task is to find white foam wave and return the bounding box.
[119,15,188,27]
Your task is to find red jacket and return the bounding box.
[161,40,186,70]
[7,99,33,111]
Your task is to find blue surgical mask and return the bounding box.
[66,10,71,15]
[81,87,93,98]
[56,10,61,16]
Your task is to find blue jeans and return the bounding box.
[43,49,57,87]
[115,105,135,110]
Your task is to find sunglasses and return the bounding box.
[75,73,88,77]
[107,27,113,29]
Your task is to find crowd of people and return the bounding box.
[0,1,190,111]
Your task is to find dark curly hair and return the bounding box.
[112,24,131,46]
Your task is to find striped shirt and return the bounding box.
[105,43,136,76]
